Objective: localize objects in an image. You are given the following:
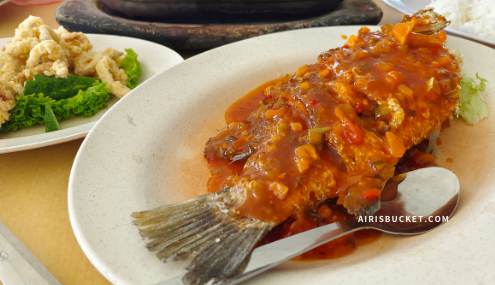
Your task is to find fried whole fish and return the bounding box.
[132,9,461,285]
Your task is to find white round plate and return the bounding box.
[379,0,495,47]
[69,26,495,285]
[0,34,183,153]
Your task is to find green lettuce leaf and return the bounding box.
[0,82,111,132]
[121,48,141,89]
[458,73,489,125]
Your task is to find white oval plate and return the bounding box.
[0,34,183,153]
[379,0,495,47]
[69,26,495,285]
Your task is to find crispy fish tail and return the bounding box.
[132,188,274,285]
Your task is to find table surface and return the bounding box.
[0,1,402,284]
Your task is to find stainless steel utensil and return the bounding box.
[0,221,62,285]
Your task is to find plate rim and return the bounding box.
[0,33,184,154]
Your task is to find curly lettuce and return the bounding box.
[0,82,111,132]
[458,73,489,125]
[121,48,141,89]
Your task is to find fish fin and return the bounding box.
[425,128,440,155]
[132,188,274,285]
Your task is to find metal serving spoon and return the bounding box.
[157,167,460,285]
